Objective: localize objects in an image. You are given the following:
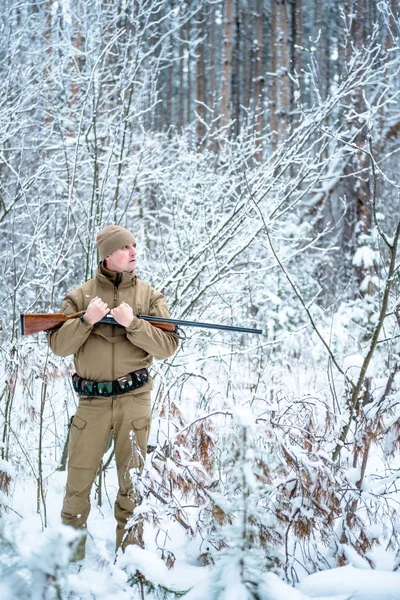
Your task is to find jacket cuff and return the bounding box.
[126,316,141,332]
[80,315,94,330]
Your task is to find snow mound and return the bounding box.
[298,564,400,600]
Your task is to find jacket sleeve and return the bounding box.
[125,290,179,360]
[46,296,94,357]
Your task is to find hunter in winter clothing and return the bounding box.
[47,225,178,559]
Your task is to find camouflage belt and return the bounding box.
[72,368,149,397]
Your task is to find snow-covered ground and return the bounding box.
[2,467,399,599]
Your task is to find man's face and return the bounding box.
[105,244,137,273]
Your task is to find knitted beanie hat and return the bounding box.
[96,225,136,260]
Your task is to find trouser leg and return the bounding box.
[62,398,112,558]
[113,392,152,551]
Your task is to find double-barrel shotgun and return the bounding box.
[20,312,263,336]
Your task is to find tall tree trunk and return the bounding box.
[179,19,189,130]
[207,1,220,152]
[269,0,278,143]
[196,7,206,148]
[290,0,302,112]
[253,0,264,159]
[187,21,193,137]
[323,0,331,103]
[221,0,235,131]
[269,0,291,148]
[242,4,251,114]
[208,1,218,114]
[314,0,323,96]
[232,0,241,138]
[167,34,174,133]
[343,0,373,295]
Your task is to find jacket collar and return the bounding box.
[96,262,137,288]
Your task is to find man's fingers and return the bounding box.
[90,297,108,309]
[84,297,110,325]
[109,303,134,327]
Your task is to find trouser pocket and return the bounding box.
[131,415,151,468]
[69,415,87,454]
[68,412,110,470]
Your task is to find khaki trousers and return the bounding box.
[61,392,151,555]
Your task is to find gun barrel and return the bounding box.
[137,315,262,335]
[98,313,262,334]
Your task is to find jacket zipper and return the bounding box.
[112,286,118,381]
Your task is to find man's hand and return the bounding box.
[110,302,135,327]
[84,296,110,325]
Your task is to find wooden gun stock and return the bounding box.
[21,312,85,335]
[20,312,177,335]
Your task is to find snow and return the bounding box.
[0,459,16,478]
[2,346,398,600]
[3,467,399,599]
[183,564,400,600]
[299,564,400,600]
[343,354,374,381]
[117,545,205,593]
[352,246,375,269]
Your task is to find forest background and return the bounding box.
[1,0,400,598]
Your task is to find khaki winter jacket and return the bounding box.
[47,264,178,394]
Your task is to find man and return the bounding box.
[47,224,178,560]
